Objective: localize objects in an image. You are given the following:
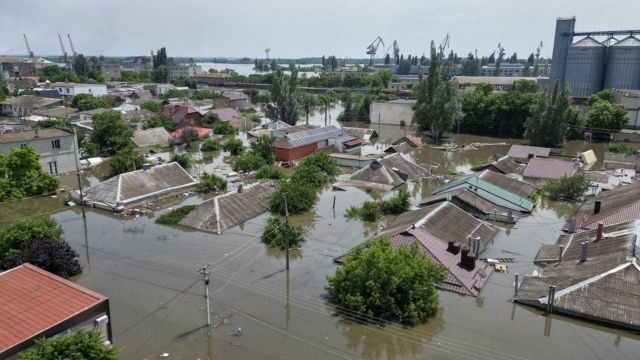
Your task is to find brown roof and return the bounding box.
[223,92,250,101]
[131,127,171,147]
[478,170,535,198]
[131,89,153,100]
[33,107,78,118]
[507,144,551,159]
[0,264,107,354]
[516,221,640,331]
[0,128,73,144]
[420,188,523,220]
[0,96,62,109]
[476,156,523,174]
[179,181,277,234]
[208,107,242,123]
[339,153,429,190]
[523,158,577,180]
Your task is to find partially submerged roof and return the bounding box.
[179,181,277,234]
[392,134,422,147]
[340,127,379,142]
[516,221,640,331]
[84,162,197,209]
[523,158,577,180]
[476,156,523,174]
[0,128,73,144]
[568,181,640,232]
[507,144,552,160]
[338,153,429,191]
[603,152,638,168]
[420,188,523,222]
[275,125,341,149]
[432,171,534,212]
[0,264,108,355]
[132,127,171,147]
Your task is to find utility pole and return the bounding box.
[197,264,213,327]
[283,194,290,270]
[73,130,86,219]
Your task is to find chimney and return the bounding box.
[237,184,244,193]
[34,128,39,138]
[528,152,535,160]
[594,201,601,215]
[447,241,460,255]
[596,222,604,241]
[460,245,476,271]
[580,241,589,262]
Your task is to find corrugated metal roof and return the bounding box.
[285,125,341,148]
[612,36,640,47]
[571,36,604,47]
[432,174,534,211]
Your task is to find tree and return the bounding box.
[261,216,305,249]
[412,41,462,141]
[140,101,161,112]
[250,135,275,164]
[143,115,174,132]
[73,54,89,77]
[201,139,222,152]
[171,152,193,169]
[266,70,300,125]
[151,65,169,83]
[109,147,144,176]
[179,129,200,148]
[298,151,338,179]
[90,111,134,154]
[197,172,227,193]
[544,175,591,202]
[587,99,628,137]
[19,328,117,360]
[223,137,245,155]
[153,47,168,68]
[524,82,577,148]
[270,59,278,71]
[5,238,81,278]
[384,54,391,65]
[326,236,446,325]
[0,146,60,201]
[233,152,267,172]
[0,217,62,263]
[270,179,318,215]
[587,89,613,106]
[299,92,317,125]
[255,165,286,179]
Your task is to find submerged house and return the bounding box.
[179,181,277,234]
[515,220,640,331]
[523,158,578,180]
[336,153,429,191]
[83,162,197,211]
[336,202,499,296]
[506,144,553,162]
[426,170,535,218]
[274,125,341,161]
[340,127,379,143]
[474,156,523,175]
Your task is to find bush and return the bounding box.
[143,115,175,132]
[290,164,332,189]
[0,217,63,263]
[201,139,222,152]
[212,121,237,135]
[233,152,267,172]
[5,238,81,278]
[326,236,446,325]
[298,151,339,178]
[379,188,411,214]
[223,137,245,155]
[197,172,227,193]
[19,328,117,360]
[544,175,591,202]
[203,112,222,127]
[180,129,200,148]
[270,179,318,215]
[171,152,193,169]
[256,165,286,180]
[140,101,161,113]
[346,201,379,222]
[261,216,305,249]
[155,205,196,225]
[608,143,638,156]
[90,111,134,154]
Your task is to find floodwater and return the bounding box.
[0,119,636,359]
[197,62,320,77]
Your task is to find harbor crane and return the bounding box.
[58,34,69,67]
[438,33,450,54]
[393,40,400,60]
[67,34,77,57]
[366,36,384,65]
[23,34,34,58]
[535,41,543,63]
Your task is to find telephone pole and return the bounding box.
[283,194,290,270]
[197,264,213,326]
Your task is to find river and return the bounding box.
[197,62,320,77]
[1,118,635,359]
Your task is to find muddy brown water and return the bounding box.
[1,118,637,359]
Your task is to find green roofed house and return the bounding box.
[427,170,535,219]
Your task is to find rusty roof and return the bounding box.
[516,221,640,331]
[523,158,577,180]
[0,264,107,354]
[179,181,277,234]
[84,162,197,208]
[0,128,73,144]
[507,144,551,159]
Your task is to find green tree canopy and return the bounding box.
[140,101,161,113]
[270,178,318,215]
[171,152,193,170]
[0,146,60,201]
[109,147,144,176]
[19,329,117,360]
[544,175,591,202]
[524,82,578,148]
[587,99,628,133]
[143,115,174,132]
[266,70,300,125]
[0,217,62,263]
[90,111,134,154]
[223,137,245,155]
[326,236,446,325]
[73,54,89,77]
[249,135,275,164]
[261,216,305,249]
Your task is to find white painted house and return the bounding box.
[0,128,78,175]
[50,82,108,98]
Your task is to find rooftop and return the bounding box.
[0,128,73,144]
[275,125,341,149]
[568,181,640,232]
[453,76,541,86]
[208,107,242,123]
[222,92,250,101]
[507,144,552,159]
[338,153,429,190]
[1,95,61,109]
[523,158,578,180]
[0,263,107,354]
[132,127,171,147]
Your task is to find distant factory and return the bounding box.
[550,17,640,97]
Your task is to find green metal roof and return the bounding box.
[433,175,534,211]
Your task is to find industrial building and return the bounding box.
[550,17,640,97]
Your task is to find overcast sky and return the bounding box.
[1,0,639,59]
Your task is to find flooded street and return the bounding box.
[1,119,636,359]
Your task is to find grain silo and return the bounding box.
[564,37,605,97]
[603,36,640,90]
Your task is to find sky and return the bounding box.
[1,0,640,60]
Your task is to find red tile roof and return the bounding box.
[0,264,107,353]
[170,126,213,139]
[574,199,640,232]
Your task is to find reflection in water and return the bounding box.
[338,309,444,360]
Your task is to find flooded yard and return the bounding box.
[0,123,635,359]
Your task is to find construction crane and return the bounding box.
[438,34,450,55]
[23,34,34,58]
[67,34,77,57]
[366,36,384,65]
[58,34,69,66]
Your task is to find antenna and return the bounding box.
[23,34,34,58]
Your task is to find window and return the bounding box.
[51,139,61,149]
[48,161,58,175]
[66,88,70,94]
